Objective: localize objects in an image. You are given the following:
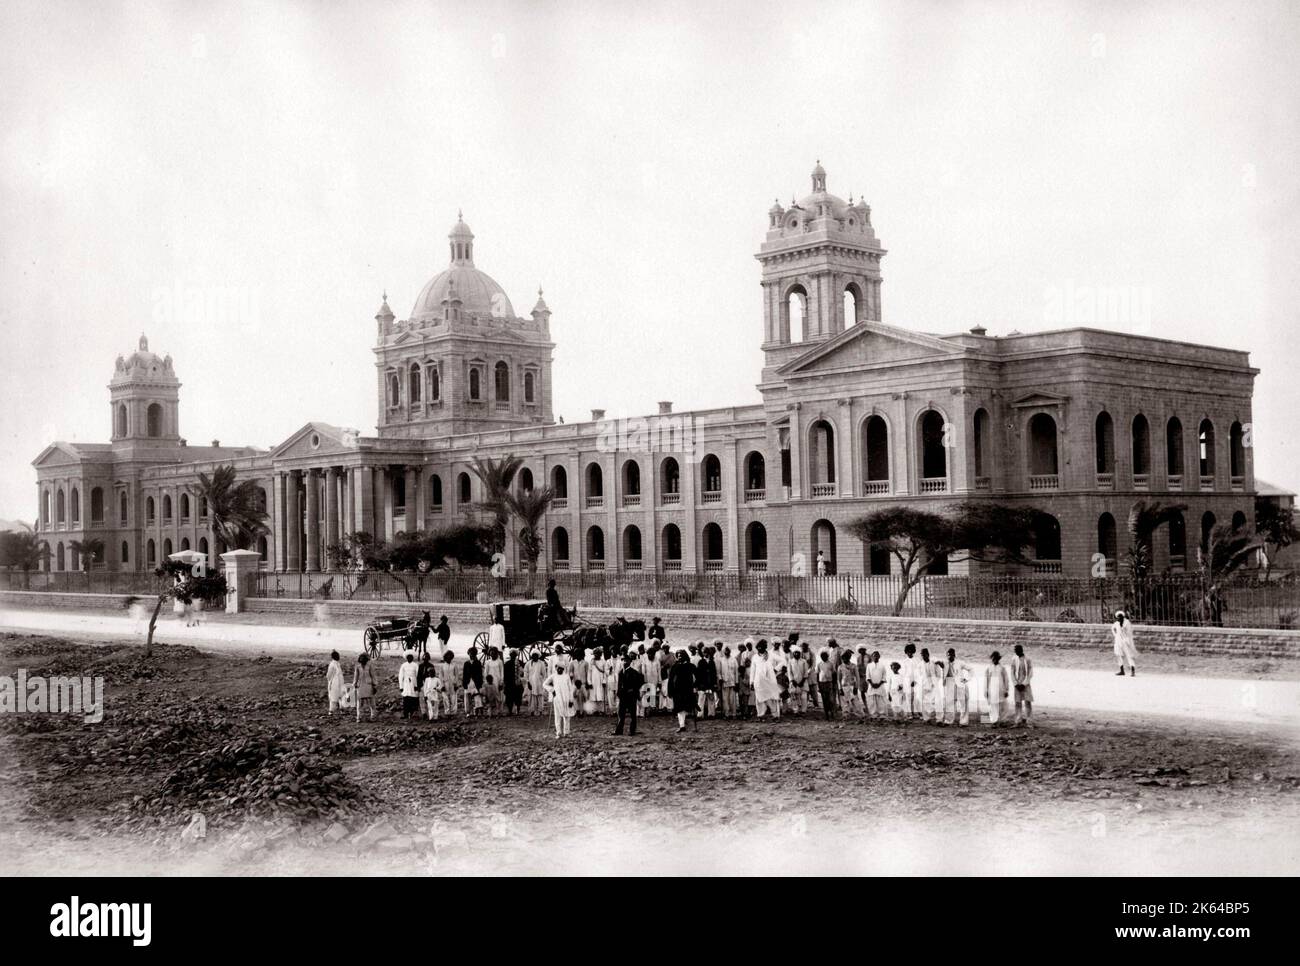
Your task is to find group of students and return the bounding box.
[323,630,1037,733]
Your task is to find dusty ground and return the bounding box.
[1,631,1297,875]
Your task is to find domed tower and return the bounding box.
[756,161,886,367]
[109,334,181,446]
[373,212,555,438]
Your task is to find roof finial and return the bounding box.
[457,208,463,221]
[138,333,148,352]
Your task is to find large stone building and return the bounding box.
[32,163,1259,578]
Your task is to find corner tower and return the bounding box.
[109,334,181,447]
[757,162,886,369]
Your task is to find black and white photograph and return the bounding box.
[0,0,1296,927]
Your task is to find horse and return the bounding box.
[407,610,433,655]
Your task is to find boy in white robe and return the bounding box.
[544,663,576,738]
[942,648,973,726]
[325,650,344,714]
[864,651,888,718]
[984,651,1012,726]
[750,641,782,718]
[887,662,906,719]
[422,673,445,720]
[919,648,941,722]
[435,651,458,715]
[902,644,925,719]
[526,653,548,715]
[719,646,739,718]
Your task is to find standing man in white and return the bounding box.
[1111,610,1138,676]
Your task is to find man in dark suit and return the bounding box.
[614,649,646,736]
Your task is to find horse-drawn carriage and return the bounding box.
[471,599,649,657]
[362,611,432,659]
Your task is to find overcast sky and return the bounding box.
[2,0,1298,522]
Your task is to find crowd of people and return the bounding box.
[324,622,1054,738]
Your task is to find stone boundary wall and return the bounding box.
[2,591,1296,658]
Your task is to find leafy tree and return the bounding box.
[467,455,523,552]
[1255,498,1299,579]
[0,523,47,573]
[141,559,227,655]
[197,464,268,550]
[69,538,105,572]
[846,502,1043,615]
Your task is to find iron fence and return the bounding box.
[245,568,1300,629]
[0,570,168,596]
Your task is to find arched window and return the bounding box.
[429,366,440,401]
[90,487,104,524]
[162,494,172,522]
[869,543,891,575]
[811,519,836,573]
[1098,513,1118,573]
[1033,513,1062,562]
[121,541,129,564]
[1231,510,1248,531]
[1166,417,1185,479]
[181,537,190,551]
[808,421,835,486]
[256,487,267,513]
[257,535,268,561]
[458,472,472,504]
[744,452,766,494]
[785,285,807,342]
[146,539,156,566]
[863,415,889,489]
[119,491,128,526]
[662,524,682,563]
[56,542,65,571]
[430,474,443,508]
[843,283,863,326]
[661,457,680,495]
[115,403,127,438]
[1132,414,1151,477]
[162,538,173,559]
[409,363,422,405]
[388,372,400,407]
[199,496,208,518]
[1229,421,1245,478]
[147,403,163,437]
[702,522,724,564]
[551,465,568,499]
[70,487,80,525]
[551,527,570,565]
[524,371,536,404]
[1198,418,1216,481]
[467,367,480,400]
[1201,511,1217,552]
[919,410,947,483]
[56,489,66,525]
[973,408,990,481]
[180,493,190,520]
[586,462,603,499]
[623,525,642,562]
[1168,510,1187,569]
[518,467,534,494]
[1095,411,1115,475]
[587,525,605,564]
[42,490,50,528]
[145,496,155,523]
[494,361,510,401]
[746,521,768,566]
[701,454,722,493]
[623,460,640,496]
[199,537,208,557]
[1028,413,1059,478]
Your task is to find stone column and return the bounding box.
[682,448,698,573]
[837,398,854,495]
[286,471,302,572]
[788,403,804,500]
[305,468,320,572]
[404,465,417,534]
[324,467,339,566]
[723,444,740,571]
[414,467,426,532]
[273,473,286,571]
[380,467,394,541]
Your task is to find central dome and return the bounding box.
[409,213,517,322]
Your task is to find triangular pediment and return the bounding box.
[777,321,964,377]
[270,422,359,460]
[32,442,91,468]
[1009,390,1070,409]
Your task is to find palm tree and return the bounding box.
[197,464,269,554]
[467,455,523,553]
[1201,523,1259,582]
[0,523,47,581]
[505,485,555,593]
[68,537,105,572]
[1126,500,1188,578]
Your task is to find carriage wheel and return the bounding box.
[472,630,489,653]
[364,628,380,660]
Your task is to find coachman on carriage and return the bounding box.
[472,599,650,658]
